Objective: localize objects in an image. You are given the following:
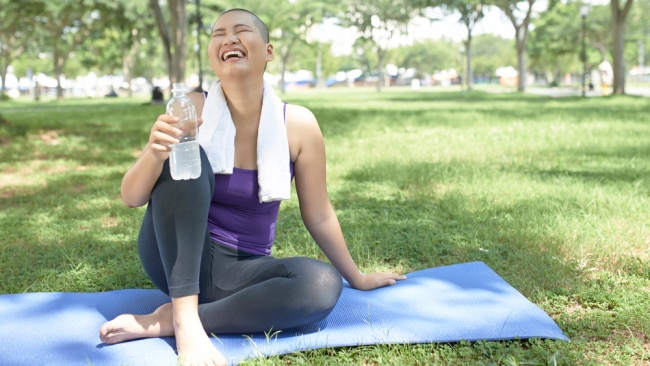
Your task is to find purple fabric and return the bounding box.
[203,98,292,256]
[207,164,293,255]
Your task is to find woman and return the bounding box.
[100,8,406,366]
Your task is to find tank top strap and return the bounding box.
[283,102,288,125]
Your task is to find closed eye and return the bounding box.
[234,24,253,33]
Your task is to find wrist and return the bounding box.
[143,143,168,164]
[347,272,365,289]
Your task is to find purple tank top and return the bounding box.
[206,100,291,255]
[207,164,294,255]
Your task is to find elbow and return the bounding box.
[121,185,148,208]
[123,200,141,209]
[121,195,142,208]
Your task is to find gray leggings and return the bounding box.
[137,148,343,334]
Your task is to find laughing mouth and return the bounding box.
[222,50,244,61]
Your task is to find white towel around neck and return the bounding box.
[198,80,291,203]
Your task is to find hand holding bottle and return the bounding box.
[146,114,183,163]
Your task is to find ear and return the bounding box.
[265,43,274,62]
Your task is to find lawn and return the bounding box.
[0,87,648,365]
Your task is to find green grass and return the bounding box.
[1,88,649,365]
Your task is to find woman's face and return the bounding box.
[208,11,273,80]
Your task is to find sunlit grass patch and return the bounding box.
[1,89,649,364]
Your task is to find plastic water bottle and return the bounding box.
[166,83,201,180]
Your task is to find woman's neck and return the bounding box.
[222,77,263,123]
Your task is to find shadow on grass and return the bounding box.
[320,159,583,297]
[0,101,160,165]
[313,157,649,349]
[0,165,149,294]
[529,144,650,187]
[303,92,647,143]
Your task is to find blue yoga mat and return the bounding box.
[0,261,567,365]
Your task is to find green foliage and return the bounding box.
[1,89,648,364]
[339,0,423,90]
[527,2,582,76]
[472,34,516,75]
[2,0,650,92]
[390,39,459,76]
[0,0,45,89]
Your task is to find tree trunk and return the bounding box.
[516,41,526,92]
[279,38,295,94]
[514,23,527,93]
[465,36,473,91]
[168,0,187,84]
[281,47,289,94]
[150,0,173,83]
[376,48,385,92]
[0,39,11,93]
[53,41,66,100]
[610,0,634,95]
[54,64,65,100]
[611,18,625,94]
[122,29,141,98]
[498,0,534,93]
[0,63,7,94]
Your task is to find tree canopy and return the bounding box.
[0,0,646,97]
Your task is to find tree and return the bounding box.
[341,0,421,91]
[472,34,517,77]
[105,1,157,96]
[582,5,614,63]
[0,0,45,96]
[427,0,486,91]
[610,0,635,94]
[527,2,583,85]
[391,39,459,77]
[35,0,113,99]
[188,0,227,90]
[149,0,189,84]
[626,0,649,72]
[491,0,537,92]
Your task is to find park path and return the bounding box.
[526,86,650,98]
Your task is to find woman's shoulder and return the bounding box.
[285,103,317,127]
[285,103,323,162]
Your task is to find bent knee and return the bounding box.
[300,260,343,310]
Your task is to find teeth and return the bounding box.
[222,50,243,61]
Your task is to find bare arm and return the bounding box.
[121,114,181,207]
[121,92,205,208]
[288,105,406,290]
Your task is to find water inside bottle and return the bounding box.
[170,141,201,180]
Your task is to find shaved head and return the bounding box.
[217,8,269,43]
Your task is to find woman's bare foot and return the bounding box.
[172,295,226,366]
[174,316,227,366]
[99,302,174,344]
[100,296,226,365]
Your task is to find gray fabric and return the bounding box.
[137,148,342,333]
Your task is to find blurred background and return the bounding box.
[0,0,647,100]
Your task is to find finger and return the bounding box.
[150,143,172,152]
[152,131,179,147]
[157,114,178,124]
[379,274,406,287]
[153,120,182,137]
